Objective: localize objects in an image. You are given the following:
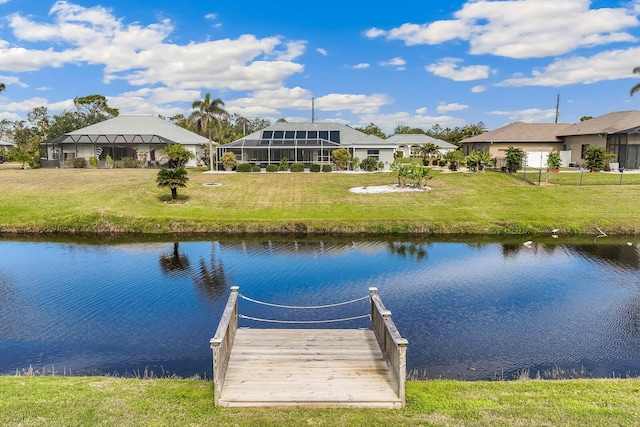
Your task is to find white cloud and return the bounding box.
[353,63,370,69]
[0,2,305,92]
[437,102,469,113]
[380,57,406,70]
[314,93,393,114]
[205,13,217,20]
[471,85,485,93]
[0,75,28,88]
[489,108,557,123]
[415,107,427,114]
[498,46,640,87]
[227,87,313,111]
[426,58,489,81]
[374,0,640,59]
[364,27,386,38]
[316,48,328,56]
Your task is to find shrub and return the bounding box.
[309,164,321,172]
[122,157,139,168]
[584,146,606,171]
[236,163,252,172]
[322,164,333,173]
[331,148,351,170]
[290,162,305,172]
[505,146,525,172]
[547,149,562,170]
[359,157,378,171]
[89,156,98,168]
[251,165,261,172]
[114,161,123,168]
[394,150,404,159]
[221,152,237,171]
[105,155,114,169]
[279,157,289,171]
[71,157,86,168]
[266,164,278,172]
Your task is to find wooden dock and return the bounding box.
[210,287,407,408]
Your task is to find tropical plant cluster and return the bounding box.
[390,163,433,189]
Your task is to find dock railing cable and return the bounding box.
[209,286,239,406]
[237,293,370,324]
[369,287,408,403]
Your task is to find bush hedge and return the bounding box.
[322,164,333,173]
[310,164,321,172]
[236,163,252,172]
[251,165,261,172]
[266,164,278,172]
[290,163,305,172]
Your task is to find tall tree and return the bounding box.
[355,123,386,139]
[631,67,640,96]
[73,94,119,124]
[0,83,5,93]
[190,93,229,171]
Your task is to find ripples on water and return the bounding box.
[1,236,639,379]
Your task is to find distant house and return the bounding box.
[385,134,456,158]
[217,122,397,170]
[40,116,208,168]
[460,122,573,167]
[0,135,14,152]
[557,111,640,169]
[460,111,640,169]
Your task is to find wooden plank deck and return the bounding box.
[216,328,403,408]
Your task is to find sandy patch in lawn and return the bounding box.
[349,184,431,194]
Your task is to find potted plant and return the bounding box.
[547,149,562,172]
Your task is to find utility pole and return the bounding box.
[311,97,315,123]
[555,94,560,123]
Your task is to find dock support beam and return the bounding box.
[210,286,239,406]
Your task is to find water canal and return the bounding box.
[1,235,639,380]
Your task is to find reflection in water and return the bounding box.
[192,243,228,301]
[159,242,190,277]
[387,242,428,262]
[2,236,640,379]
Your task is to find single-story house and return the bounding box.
[557,111,640,169]
[40,116,209,168]
[217,122,396,170]
[0,135,14,152]
[385,134,456,158]
[459,122,574,167]
[460,111,640,169]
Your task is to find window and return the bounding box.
[367,149,380,160]
[329,131,340,143]
[262,131,273,139]
[581,144,589,159]
[296,131,306,139]
[319,131,329,140]
[285,131,295,138]
[273,130,284,139]
[308,131,317,138]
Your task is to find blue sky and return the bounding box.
[1,0,640,133]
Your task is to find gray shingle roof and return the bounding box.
[66,116,209,144]
[557,111,640,136]
[386,133,456,149]
[461,122,573,144]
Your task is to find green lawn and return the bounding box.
[0,167,639,234]
[1,376,639,426]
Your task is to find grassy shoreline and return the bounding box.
[1,168,639,235]
[1,376,640,426]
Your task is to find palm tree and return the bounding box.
[631,67,640,96]
[190,93,230,171]
[156,168,189,200]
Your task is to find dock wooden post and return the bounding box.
[369,287,408,406]
[210,286,239,406]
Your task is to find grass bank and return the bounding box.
[1,168,639,235]
[1,376,639,426]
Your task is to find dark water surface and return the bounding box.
[1,235,640,380]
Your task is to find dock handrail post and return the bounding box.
[369,286,408,406]
[210,286,239,406]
